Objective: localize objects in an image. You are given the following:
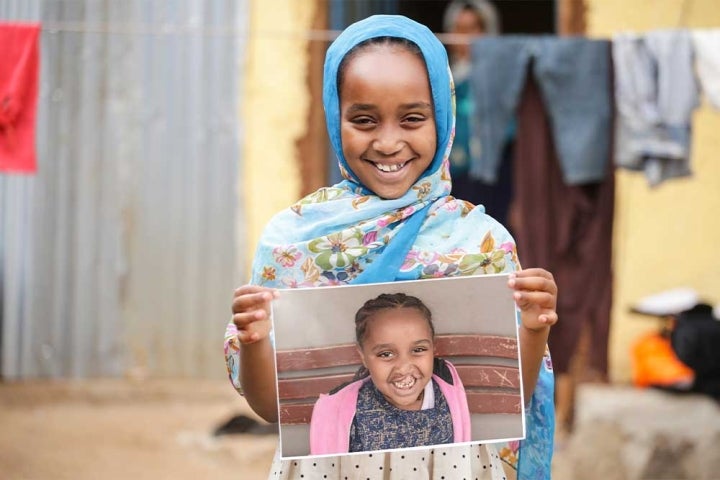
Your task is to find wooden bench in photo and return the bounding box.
[276,334,521,425]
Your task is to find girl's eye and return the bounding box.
[412,346,429,354]
[351,116,375,126]
[403,115,426,124]
[377,351,394,359]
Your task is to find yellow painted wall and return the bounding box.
[241,0,316,277]
[587,0,720,382]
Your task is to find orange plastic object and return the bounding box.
[631,333,695,388]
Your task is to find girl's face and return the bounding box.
[339,45,437,200]
[357,307,435,410]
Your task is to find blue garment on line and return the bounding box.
[469,36,612,186]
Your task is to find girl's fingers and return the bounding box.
[510,268,555,285]
[513,268,554,279]
[234,284,273,295]
[233,285,280,299]
[232,289,278,314]
[523,311,558,331]
[232,310,268,328]
[513,290,556,309]
[237,329,261,345]
[538,312,559,326]
[512,269,559,330]
[508,273,557,295]
[236,313,271,344]
[231,285,275,345]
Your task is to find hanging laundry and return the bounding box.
[0,22,40,174]
[511,74,615,378]
[692,29,720,110]
[448,49,515,224]
[613,30,699,187]
[469,36,612,186]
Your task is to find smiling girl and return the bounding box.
[226,14,557,480]
[309,293,471,455]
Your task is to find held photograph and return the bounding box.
[271,274,525,459]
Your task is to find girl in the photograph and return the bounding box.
[309,293,471,455]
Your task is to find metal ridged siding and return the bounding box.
[0,0,246,378]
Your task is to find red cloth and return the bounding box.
[0,22,40,173]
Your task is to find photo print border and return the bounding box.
[272,274,526,459]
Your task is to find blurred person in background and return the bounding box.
[443,1,514,225]
[443,0,499,186]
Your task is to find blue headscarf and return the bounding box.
[323,15,454,188]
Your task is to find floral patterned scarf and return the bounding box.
[226,15,554,479]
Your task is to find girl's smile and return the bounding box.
[362,158,415,189]
[371,161,406,172]
[390,375,417,389]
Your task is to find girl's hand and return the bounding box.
[508,268,558,332]
[232,285,279,345]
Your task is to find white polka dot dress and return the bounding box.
[267,443,515,480]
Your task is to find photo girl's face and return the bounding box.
[339,44,437,200]
[357,307,435,411]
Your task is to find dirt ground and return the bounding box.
[0,378,277,480]
[0,378,583,480]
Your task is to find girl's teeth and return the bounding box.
[393,377,416,389]
[375,162,405,172]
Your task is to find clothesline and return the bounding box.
[36,23,540,45]
[37,22,336,40]
[32,21,720,45]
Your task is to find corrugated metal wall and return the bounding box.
[0,0,247,379]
